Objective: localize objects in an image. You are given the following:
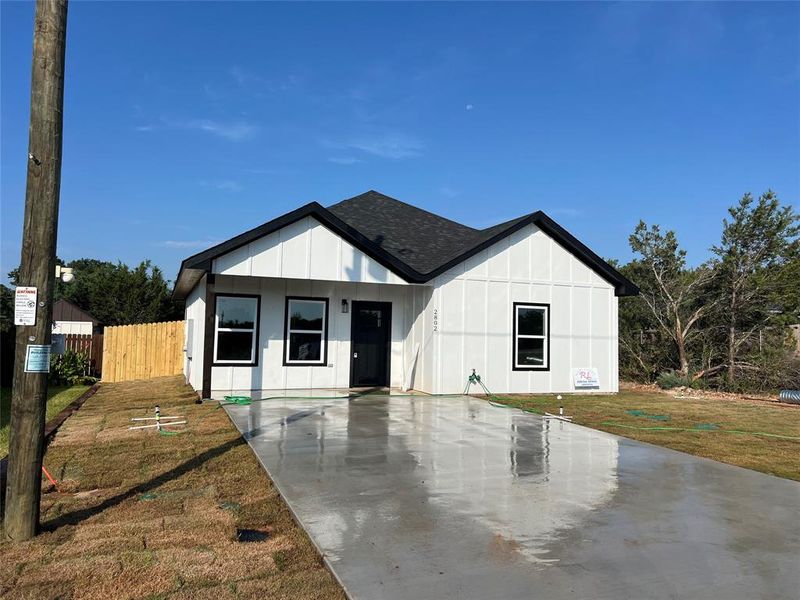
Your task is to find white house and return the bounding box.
[173,191,638,399]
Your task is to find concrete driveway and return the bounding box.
[223,394,800,600]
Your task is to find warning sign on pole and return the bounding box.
[14,286,37,326]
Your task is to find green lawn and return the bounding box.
[494,389,800,481]
[0,385,90,458]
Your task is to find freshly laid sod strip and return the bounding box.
[0,376,346,600]
[1,385,90,458]
[496,389,800,481]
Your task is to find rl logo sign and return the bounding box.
[573,367,600,389]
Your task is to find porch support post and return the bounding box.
[201,273,215,399]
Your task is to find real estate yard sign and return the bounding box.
[573,367,600,390]
[14,286,37,326]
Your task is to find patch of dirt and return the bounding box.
[620,380,798,408]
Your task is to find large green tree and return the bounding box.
[709,191,799,388]
[618,191,800,392]
[9,258,182,326]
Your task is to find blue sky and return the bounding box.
[1,1,798,285]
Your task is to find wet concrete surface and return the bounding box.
[223,395,800,600]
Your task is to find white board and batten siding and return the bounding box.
[214,276,410,391]
[212,216,408,286]
[184,279,206,391]
[184,218,619,395]
[405,224,619,394]
[189,215,415,392]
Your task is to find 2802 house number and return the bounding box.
[433,308,439,332]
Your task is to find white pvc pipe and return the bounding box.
[128,421,187,430]
[544,412,573,422]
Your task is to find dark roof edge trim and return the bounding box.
[421,211,638,296]
[173,203,428,299]
[173,204,639,300]
[533,213,639,296]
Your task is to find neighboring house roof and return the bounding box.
[173,190,639,298]
[52,298,100,326]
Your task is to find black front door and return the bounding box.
[350,301,392,387]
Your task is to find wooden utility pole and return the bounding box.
[3,0,68,541]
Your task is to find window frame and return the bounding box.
[512,302,550,371]
[213,293,260,366]
[283,296,329,367]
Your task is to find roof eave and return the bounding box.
[417,211,639,297]
[531,212,639,297]
[172,201,639,300]
[171,202,427,300]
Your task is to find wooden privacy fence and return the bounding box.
[102,321,184,383]
[62,333,104,376]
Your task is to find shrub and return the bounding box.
[50,350,97,386]
[656,370,694,390]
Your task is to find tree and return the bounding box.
[627,221,718,379]
[1,285,14,387]
[10,258,183,326]
[0,284,13,334]
[616,261,674,381]
[710,191,799,388]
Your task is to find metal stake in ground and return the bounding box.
[4,0,69,542]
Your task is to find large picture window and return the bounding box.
[513,303,549,370]
[214,294,259,365]
[284,297,328,366]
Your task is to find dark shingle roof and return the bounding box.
[328,191,479,274]
[173,190,638,298]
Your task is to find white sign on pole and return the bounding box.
[24,344,51,373]
[14,286,38,326]
[573,367,600,389]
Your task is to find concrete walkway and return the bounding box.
[224,395,800,600]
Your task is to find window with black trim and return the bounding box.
[513,303,549,370]
[214,295,259,365]
[284,297,328,365]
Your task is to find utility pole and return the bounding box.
[4,0,68,541]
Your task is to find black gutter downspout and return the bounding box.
[201,273,215,400]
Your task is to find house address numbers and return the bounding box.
[433,308,438,332]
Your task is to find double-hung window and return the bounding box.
[284,297,328,366]
[513,303,549,370]
[214,295,259,365]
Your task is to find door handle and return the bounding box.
[353,352,358,358]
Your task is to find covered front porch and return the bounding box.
[184,273,432,397]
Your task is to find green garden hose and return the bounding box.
[600,421,800,441]
[213,376,798,442]
[213,372,502,407]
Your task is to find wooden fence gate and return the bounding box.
[102,321,184,383]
